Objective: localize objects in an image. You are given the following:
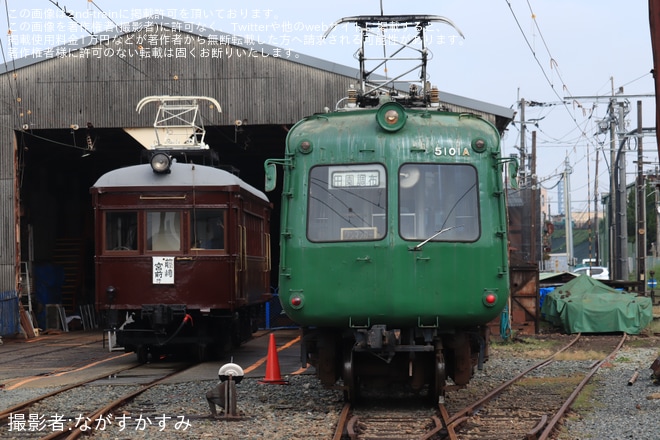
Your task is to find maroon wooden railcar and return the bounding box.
[91,156,272,362]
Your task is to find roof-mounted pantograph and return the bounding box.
[323,15,464,107]
[133,95,222,150]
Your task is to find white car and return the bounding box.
[572,266,609,280]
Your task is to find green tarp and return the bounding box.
[541,274,653,334]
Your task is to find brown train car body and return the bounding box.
[90,161,272,362]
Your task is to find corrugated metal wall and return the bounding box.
[7,30,357,130]
[3,25,499,132]
[0,117,17,302]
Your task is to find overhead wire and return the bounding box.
[505,0,613,218]
[505,0,596,140]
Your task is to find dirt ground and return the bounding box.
[493,328,660,361]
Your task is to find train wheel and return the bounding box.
[136,345,149,364]
[196,343,208,363]
[342,343,360,402]
[431,346,446,404]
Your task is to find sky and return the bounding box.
[0,0,656,216]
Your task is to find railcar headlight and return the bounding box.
[376,102,407,132]
[150,152,172,174]
[106,286,116,304]
[472,138,487,153]
[289,293,304,310]
[483,290,498,307]
[298,140,313,154]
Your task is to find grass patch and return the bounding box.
[554,350,609,361]
[517,375,581,387]
[647,320,660,334]
[626,334,659,348]
[570,381,603,412]
[491,337,561,359]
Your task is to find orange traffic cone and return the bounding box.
[258,333,289,385]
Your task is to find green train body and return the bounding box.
[275,102,509,327]
[266,100,512,401]
[264,15,514,403]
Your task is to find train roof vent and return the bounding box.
[127,95,222,150]
[323,15,464,109]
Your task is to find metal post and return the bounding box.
[609,98,617,278]
[656,168,660,261]
[617,98,629,281]
[593,149,599,264]
[636,101,646,294]
[531,131,538,265]
[564,156,574,267]
[520,99,526,187]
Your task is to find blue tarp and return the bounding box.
[539,287,555,311]
[33,264,65,329]
[0,290,20,336]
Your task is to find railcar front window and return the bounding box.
[190,209,225,250]
[147,211,182,251]
[308,164,387,242]
[399,164,479,242]
[105,211,137,251]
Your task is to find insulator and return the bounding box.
[430,87,440,107]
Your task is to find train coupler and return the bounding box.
[353,325,404,363]
[141,304,187,326]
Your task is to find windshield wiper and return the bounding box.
[409,225,462,251]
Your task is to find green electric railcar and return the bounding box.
[264,15,516,403]
[266,100,515,402]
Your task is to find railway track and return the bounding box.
[333,400,442,440]
[332,399,444,440]
[331,333,628,440]
[0,332,104,363]
[440,333,627,440]
[0,359,195,439]
[0,332,122,390]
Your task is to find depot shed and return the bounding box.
[0,16,514,335]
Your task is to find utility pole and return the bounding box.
[593,149,599,265]
[614,91,630,281]
[564,156,574,266]
[609,97,617,278]
[656,167,660,260]
[531,130,538,265]
[519,98,527,187]
[565,88,653,280]
[636,101,646,294]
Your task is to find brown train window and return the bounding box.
[190,209,225,250]
[105,211,138,251]
[146,211,182,252]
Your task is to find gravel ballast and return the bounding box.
[2,336,659,439]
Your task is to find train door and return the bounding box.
[398,163,481,319]
[238,204,268,306]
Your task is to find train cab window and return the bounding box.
[146,211,182,251]
[190,209,225,250]
[307,164,386,242]
[105,211,138,251]
[399,164,479,242]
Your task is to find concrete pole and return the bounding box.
[609,98,617,278]
[636,101,646,294]
[564,156,574,267]
[617,98,629,281]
